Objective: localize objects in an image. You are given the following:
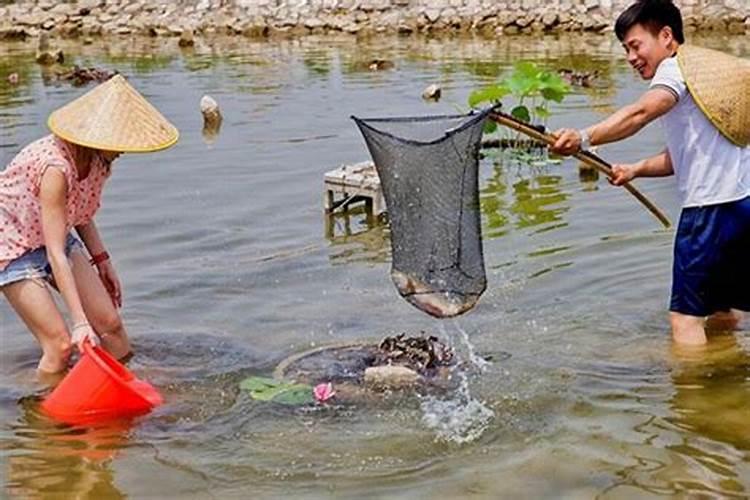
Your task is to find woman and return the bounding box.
[1,74,178,375]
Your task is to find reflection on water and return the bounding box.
[481,154,569,238]
[1,33,749,498]
[4,400,128,499]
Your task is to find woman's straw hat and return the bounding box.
[677,45,750,147]
[48,74,179,153]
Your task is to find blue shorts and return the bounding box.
[0,234,83,288]
[671,196,750,316]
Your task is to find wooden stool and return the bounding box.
[323,161,386,216]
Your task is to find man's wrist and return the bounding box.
[578,128,592,151]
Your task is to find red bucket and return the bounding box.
[41,343,162,425]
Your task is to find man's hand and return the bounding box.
[610,163,639,186]
[550,128,582,155]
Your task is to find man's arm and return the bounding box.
[550,88,678,155]
[611,149,674,186]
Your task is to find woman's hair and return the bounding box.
[615,0,685,44]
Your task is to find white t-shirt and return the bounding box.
[649,56,750,208]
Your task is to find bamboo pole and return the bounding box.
[489,111,672,229]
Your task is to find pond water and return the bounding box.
[1,33,748,498]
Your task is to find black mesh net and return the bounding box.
[352,109,492,318]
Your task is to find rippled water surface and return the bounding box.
[1,33,749,498]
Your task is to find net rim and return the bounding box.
[351,106,495,147]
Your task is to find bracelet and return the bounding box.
[89,251,110,266]
[72,322,90,331]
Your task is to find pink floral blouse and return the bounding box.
[0,135,111,270]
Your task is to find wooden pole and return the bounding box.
[489,111,672,229]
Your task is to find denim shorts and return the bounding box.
[0,234,83,288]
[670,196,750,316]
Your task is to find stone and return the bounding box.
[179,28,195,46]
[728,21,744,34]
[541,12,557,27]
[35,49,64,65]
[364,365,420,389]
[424,8,441,22]
[200,95,222,128]
[421,83,441,101]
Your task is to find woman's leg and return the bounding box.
[2,279,72,373]
[69,251,131,359]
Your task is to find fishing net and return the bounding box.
[352,108,493,318]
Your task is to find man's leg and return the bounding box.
[670,311,706,345]
[706,309,744,331]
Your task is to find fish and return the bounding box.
[391,270,480,318]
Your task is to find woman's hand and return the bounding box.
[610,163,639,186]
[70,322,99,351]
[96,261,122,308]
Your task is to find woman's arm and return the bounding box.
[40,168,97,348]
[76,220,122,307]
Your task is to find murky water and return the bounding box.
[1,33,748,498]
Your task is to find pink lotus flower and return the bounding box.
[313,382,335,403]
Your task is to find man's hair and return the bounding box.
[615,0,685,44]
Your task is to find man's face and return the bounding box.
[621,23,674,80]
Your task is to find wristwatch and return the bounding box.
[578,128,591,151]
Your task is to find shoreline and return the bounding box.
[0,0,748,40]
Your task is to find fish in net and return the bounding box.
[352,108,493,318]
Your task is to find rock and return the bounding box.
[424,8,441,23]
[364,365,420,389]
[36,33,65,66]
[200,95,222,127]
[421,83,441,101]
[201,95,222,144]
[178,28,195,47]
[729,21,745,34]
[36,48,64,65]
[541,12,557,28]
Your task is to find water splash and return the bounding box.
[442,321,491,372]
[419,371,494,444]
[420,323,494,443]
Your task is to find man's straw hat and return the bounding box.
[48,74,179,153]
[677,45,750,147]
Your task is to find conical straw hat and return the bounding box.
[677,45,750,147]
[48,74,179,153]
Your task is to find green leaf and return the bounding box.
[504,72,539,97]
[538,72,570,102]
[240,376,314,405]
[511,105,531,122]
[483,120,498,134]
[240,376,282,392]
[272,385,315,405]
[534,106,551,118]
[514,61,541,79]
[468,84,510,107]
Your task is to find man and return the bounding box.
[550,0,750,346]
